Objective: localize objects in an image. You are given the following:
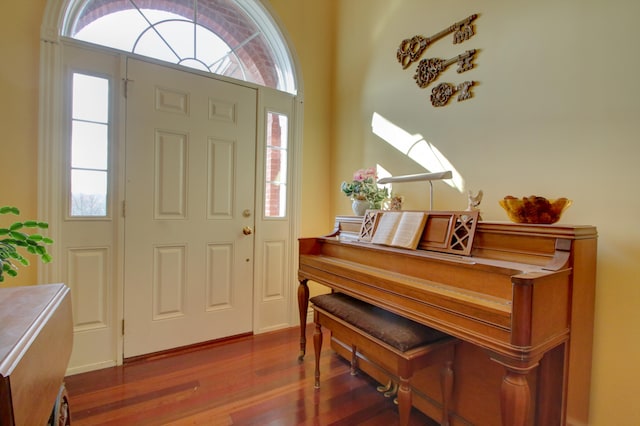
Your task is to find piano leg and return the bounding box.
[536,343,566,425]
[297,279,310,361]
[501,368,531,426]
[397,376,412,426]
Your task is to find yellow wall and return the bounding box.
[0,1,47,286]
[272,0,640,424]
[267,0,337,237]
[2,0,639,424]
[267,1,337,300]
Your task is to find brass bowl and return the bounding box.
[499,196,572,224]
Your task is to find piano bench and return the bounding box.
[310,292,458,426]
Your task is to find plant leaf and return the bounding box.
[0,206,19,215]
[0,208,53,282]
[9,231,27,241]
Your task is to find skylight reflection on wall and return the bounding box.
[371,112,464,192]
[376,164,392,195]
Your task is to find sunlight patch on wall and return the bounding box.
[371,112,464,193]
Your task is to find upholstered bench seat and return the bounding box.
[310,292,449,351]
[310,292,458,426]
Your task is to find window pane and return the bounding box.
[135,29,180,63]
[265,112,288,217]
[73,10,150,51]
[71,170,108,216]
[266,148,287,183]
[73,74,109,122]
[72,121,108,169]
[196,25,232,68]
[71,72,110,217]
[265,182,286,217]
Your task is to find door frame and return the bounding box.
[39,5,303,374]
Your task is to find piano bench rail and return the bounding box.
[311,293,459,426]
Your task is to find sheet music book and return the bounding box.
[370,211,427,250]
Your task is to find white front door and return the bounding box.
[123,58,257,357]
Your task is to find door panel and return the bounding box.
[124,58,257,357]
[61,45,122,374]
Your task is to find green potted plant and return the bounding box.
[0,206,53,282]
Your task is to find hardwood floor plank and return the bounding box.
[65,325,437,425]
[71,380,200,420]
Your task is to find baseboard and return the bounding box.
[66,360,116,376]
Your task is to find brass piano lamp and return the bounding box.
[378,170,452,210]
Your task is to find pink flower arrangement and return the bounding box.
[340,167,388,209]
[352,167,377,182]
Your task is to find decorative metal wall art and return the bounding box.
[414,49,476,88]
[396,14,477,69]
[397,13,479,107]
[430,81,474,107]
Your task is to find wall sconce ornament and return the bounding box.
[396,14,478,69]
[430,81,474,107]
[414,49,476,88]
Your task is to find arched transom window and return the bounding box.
[62,0,297,94]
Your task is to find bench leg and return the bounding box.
[441,359,454,426]
[350,344,358,375]
[313,321,323,389]
[397,376,412,426]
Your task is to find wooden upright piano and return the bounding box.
[298,214,597,426]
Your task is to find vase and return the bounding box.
[351,199,370,216]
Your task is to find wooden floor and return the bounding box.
[65,325,438,425]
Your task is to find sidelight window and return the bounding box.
[70,73,110,217]
[264,112,288,218]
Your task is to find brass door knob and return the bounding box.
[242,226,253,235]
